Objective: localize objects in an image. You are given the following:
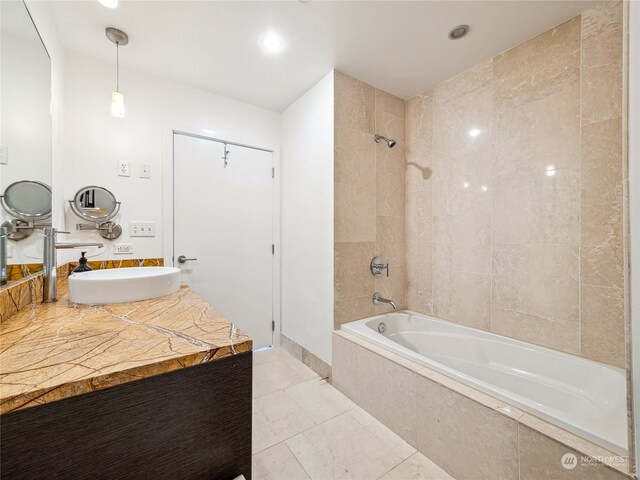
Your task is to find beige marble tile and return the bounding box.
[433,59,492,106]
[286,410,411,480]
[377,216,405,266]
[406,140,433,247]
[580,285,625,367]
[279,334,303,362]
[493,85,580,178]
[254,345,298,366]
[357,346,418,447]
[581,0,623,68]
[492,244,579,322]
[285,377,356,425]
[253,350,319,398]
[406,289,433,316]
[347,407,417,460]
[580,202,624,289]
[375,263,406,314]
[376,88,405,120]
[252,442,310,480]
[416,374,519,480]
[431,81,492,217]
[519,425,627,480]
[492,168,580,245]
[406,243,433,310]
[491,307,580,355]
[493,16,580,110]
[252,389,316,454]
[581,118,623,205]
[379,452,454,480]
[331,333,360,403]
[406,91,432,144]
[581,64,623,124]
[334,126,377,243]
[376,137,405,216]
[334,242,376,301]
[334,70,375,133]
[433,213,491,275]
[300,349,332,380]
[334,295,375,329]
[433,269,491,330]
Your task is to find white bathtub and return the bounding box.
[341,311,628,455]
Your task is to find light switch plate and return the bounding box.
[129,221,155,237]
[118,160,130,177]
[139,164,151,179]
[114,243,133,254]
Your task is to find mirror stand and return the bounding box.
[74,220,122,240]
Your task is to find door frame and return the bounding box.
[162,126,282,348]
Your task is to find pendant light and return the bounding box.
[106,27,129,118]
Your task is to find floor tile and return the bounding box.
[378,452,455,480]
[348,408,416,460]
[285,378,357,424]
[253,389,316,454]
[285,410,413,480]
[252,442,310,480]
[253,348,319,398]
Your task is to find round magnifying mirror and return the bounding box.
[71,186,119,221]
[1,180,52,221]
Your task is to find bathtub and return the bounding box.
[341,311,628,455]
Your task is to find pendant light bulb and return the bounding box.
[111,91,125,118]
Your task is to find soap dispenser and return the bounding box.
[72,252,93,273]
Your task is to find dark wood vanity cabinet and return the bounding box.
[0,351,252,480]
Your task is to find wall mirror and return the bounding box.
[0,1,52,286]
[69,186,122,240]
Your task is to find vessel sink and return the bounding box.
[68,267,181,304]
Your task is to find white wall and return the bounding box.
[60,50,280,264]
[281,71,334,364]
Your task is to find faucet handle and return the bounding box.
[55,231,71,235]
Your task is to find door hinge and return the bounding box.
[272,244,275,255]
[272,320,275,331]
[272,167,275,179]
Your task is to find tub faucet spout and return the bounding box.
[372,292,397,310]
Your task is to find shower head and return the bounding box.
[374,134,396,149]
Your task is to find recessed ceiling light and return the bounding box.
[98,0,118,8]
[468,128,481,138]
[449,24,469,40]
[261,33,284,54]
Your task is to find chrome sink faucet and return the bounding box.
[43,227,104,302]
[372,292,397,310]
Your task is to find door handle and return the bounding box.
[177,255,197,264]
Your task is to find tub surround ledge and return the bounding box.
[0,279,252,415]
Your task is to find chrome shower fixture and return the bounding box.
[374,134,396,148]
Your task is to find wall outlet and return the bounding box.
[129,221,155,237]
[0,145,8,165]
[118,160,130,177]
[139,164,151,179]
[114,243,133,254]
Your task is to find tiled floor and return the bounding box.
[252,347,454,480]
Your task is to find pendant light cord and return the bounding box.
[116,42,120,92]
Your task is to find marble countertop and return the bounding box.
[0,282,252,414]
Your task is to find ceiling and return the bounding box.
[48,0,596,112]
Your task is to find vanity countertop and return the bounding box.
[0,281,252,414]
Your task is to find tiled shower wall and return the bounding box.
[334,71,406,328]
[405,2,626,367]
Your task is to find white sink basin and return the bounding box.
[68,267,181,305]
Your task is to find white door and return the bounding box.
[173,133,274,348]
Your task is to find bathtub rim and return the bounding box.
[333,326,632,477]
